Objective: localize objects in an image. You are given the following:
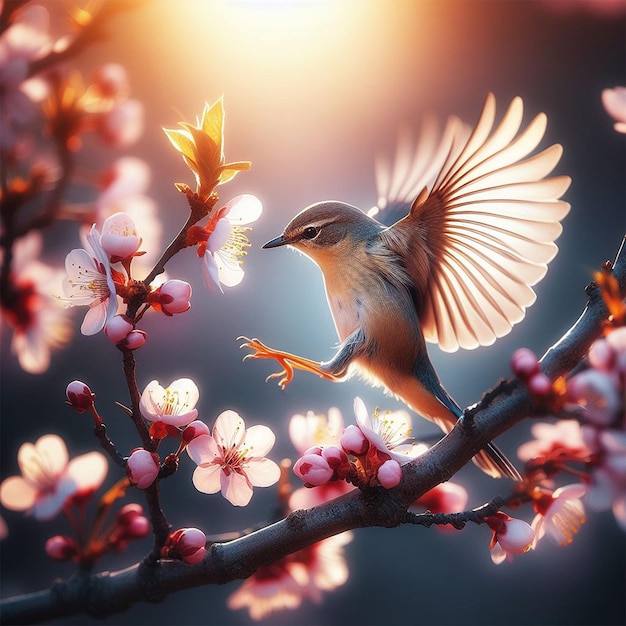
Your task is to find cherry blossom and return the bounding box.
[139,378,199,427]
[227,532,353,621]
[62,225,119,335]
[289,407,344,454]
[0,3,52,153]
[531,484,587,546]
[186,410,280,506]
[151,279,192,316]
[199,194,262,292]
[0,434,107,520]
[100,212,141,262]
[353,397,420,463]
[486,513,535,565]
[517,419,590,463]
[602,86,626,134]
[65,380,95,413]
[0,231,73,373]
[161,528,207,565]
[126,449,160,490]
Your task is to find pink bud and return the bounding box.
[101,212,141,261]
[158,279,192,315]
[116,503,144,526]
[527,373,553,397]
[496,517,535,555]
[377,459,403,488]
[66,380,95,413]
[45,535,78,562]
[126,448,160,489]
[293,453,334,486]
[177,527,207,564]
[181,420,211,445]
[588,338,615,372]
[512,348,540,382]
[104,314,133,344]
[340,424,369,455]
[321,445,351,477]
[124,329,147,350]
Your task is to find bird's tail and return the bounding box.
[473,442,522,481]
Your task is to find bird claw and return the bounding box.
[238,336,334,389]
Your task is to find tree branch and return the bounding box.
[2,236,624,624]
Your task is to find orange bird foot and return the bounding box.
[238,336,338,389]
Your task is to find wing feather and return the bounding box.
[382,94,571,351]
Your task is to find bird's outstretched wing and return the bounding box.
[382,93,571,352]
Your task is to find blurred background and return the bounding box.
[1,0,624,624]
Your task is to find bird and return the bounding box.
[242,93,571,480]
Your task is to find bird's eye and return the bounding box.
[301,226,319,240]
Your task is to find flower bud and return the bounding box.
[101,212,141,261]
[126,448,160,489]
[158,279,192,315]
[104,314,133,344]
[161,528,207,565]
[293,452,334,486]
[527,372,553,397]
[45,535,78,562]
[124,329,147,350]
[321,445,351,478]
[66,380,95,413]
[494,517,535,555]
[511,348,540,382]
[567,369,621,426]
[181,420,211,445]
[377,459,403,488]
[340,424,369,455]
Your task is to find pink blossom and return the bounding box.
[293,451,334,487]
[0,232,73,373]
[62,225,119,336]
[100,212,141,262]
[486,513,535,565]
[156,279,192,315]
[104,314,133,344]
[532,484,587,546]
[65,380,95,413]
[0,434,107,520]
[45,535,78,562]
[227,532,353,620]
[289,481,355,510]
[567,369,622,426]
[517,420,590,462]
[126,449,160,490]
[123,329,147,350]
[201,194,262,292]
[339,424,368,456]
[377,459,403,488]
[162,528,207,565]
[353,397,420,463]
[410,481,469,516]
[0,3,52,153]
[511,347,540,381]
[602,86,626,134]
[289,407,344,455]
[181,420,211,445]
[186,410,280,506]
[116,504,150,540]
[139,378,199,427]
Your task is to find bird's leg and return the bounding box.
[239,328,366,390]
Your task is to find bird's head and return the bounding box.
[263,201,383,267]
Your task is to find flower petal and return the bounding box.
[243,425,276,458]
[223,194,262,225]
[244,458,281,488]
[213,410,246,449]
[187,434,219,466]
[67,452,108,492]
[221,470,253,506]
[0,476,38,511]
[201,252,223,293]
[192,463,222,494]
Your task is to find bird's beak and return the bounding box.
[262,235,289,249]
